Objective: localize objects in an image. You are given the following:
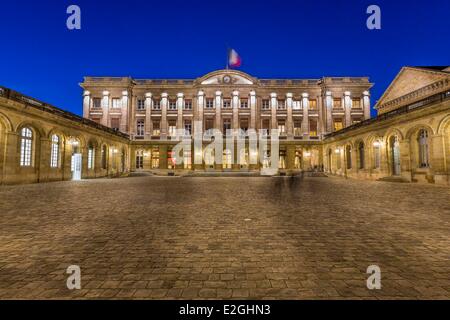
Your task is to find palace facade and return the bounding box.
[80,70,372,172]
[0,66,449,185]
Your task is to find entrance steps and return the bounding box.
[377,176,410,183]
[185,171,261,177]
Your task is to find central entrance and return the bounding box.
[71,153,82,180]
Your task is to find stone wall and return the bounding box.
[0,88,130,185]
[323,92,450,186]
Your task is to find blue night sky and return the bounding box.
[0,0,449,117]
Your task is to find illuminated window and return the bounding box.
[168,120,176,137]
[309,119,317,137]
[151,147,159,168]
[333,98,342,109]
[20,127,33,167]
[112,98,121,108]
[333,119,343,132]
[279,150,286,169]
[278,121,286,136]
[183,150,192,169]
[88,146,95,170]
[136,150,143,169]
[309,99,317,110]
[293,101,301,110]
[50,134,59,168]
[294,121,302,136]
[136,119,145,136]
[152,121,160,136]
[352,99,361,109]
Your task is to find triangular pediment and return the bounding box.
[197,70,255,85]
[376,67,450,114]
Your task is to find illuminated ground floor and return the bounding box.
[0,175,449,299]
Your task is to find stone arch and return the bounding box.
[0,111,14,132]
[383,127,404,144]
[405,123,435,140]
[344,143,353,170]
[16,121,46,138]
[436,114,450,135]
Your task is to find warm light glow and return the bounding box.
[373,141,381,147]
[304,151,311,157]
[335,148,341,154]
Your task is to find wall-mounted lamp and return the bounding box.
[373,141,381,147]
[335,148,341,154]
[304,151,311,157]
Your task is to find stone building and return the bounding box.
[80,70,372,172]
[0,87,130,184]
[323,66,450,185]
[0,66,449,185]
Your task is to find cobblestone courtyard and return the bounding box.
[0,176,449,299]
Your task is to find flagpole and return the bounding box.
[226,46,229,70]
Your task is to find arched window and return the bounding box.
[101,145,107,169]
[20,127,33,167]
[336,148,342,170]
[358,142,365,169]
[88,144,95,170]
[346,145,352,169]
[50,134,59,168]
[373,140,381,169]
[418,129,429,168]
[136,150,144,169]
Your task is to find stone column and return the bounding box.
[38,138,51,182]
[83,90,90,118]
[325,91,333,133]
[197,90,205,127]
[161,92,168,140]
[270,93,277,131]
[344,91,352,127]
[430,134,448,184]
[363,91,371,120]
[286,93,293,139]
[215,91,222,130]
[120,90,129,133]
[177,92,184,133]
[145,92,152,138]
[317,96,323,137]
[302,93,309,138]
[250,90,256,130]
[130,95,136,137]
[101,90,110,127]
[399,139,412,181]
[232,90,239,131]
[3,131,19,182]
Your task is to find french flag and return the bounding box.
[228,49,242,68]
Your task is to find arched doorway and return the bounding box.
[389,136,401,176]
[0,121,5,184]
[222,149,232,170]
[70,138,82,180]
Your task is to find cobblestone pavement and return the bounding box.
[0,176,449,300]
